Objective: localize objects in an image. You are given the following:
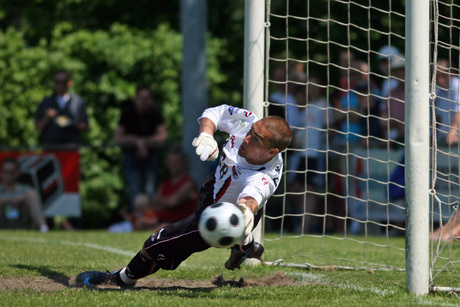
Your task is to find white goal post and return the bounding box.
[404,0,430,295]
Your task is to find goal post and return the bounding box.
[243,0,266,243]
[404,0,430,296]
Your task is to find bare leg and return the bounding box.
[303,187,319,233]
[431,210,460,241]
[24,189,48,232]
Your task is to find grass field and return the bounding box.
[1,230,459,306]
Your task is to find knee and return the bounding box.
[25,189,40,204]
[134,194,149,210]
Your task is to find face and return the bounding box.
[1,161,19,185]
[53,72,71,96]
[166,153,185,177]
[436,60,450,88]
[238,121,278,165]
[134,89,153,112]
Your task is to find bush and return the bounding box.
[0,23,235,228]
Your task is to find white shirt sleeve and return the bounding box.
[238,173,275,211]
[198,104,260,134]
[451,77,460,110]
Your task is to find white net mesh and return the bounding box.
[263,0,460,288]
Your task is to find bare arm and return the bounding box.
[143,124,168,146]
[76,121,88,132]
[153,181,197,210]
[35,109,57,134]
[199,118,217,136]
[114,124,168,147]
[237,196,259,214]
[447,111,460,145]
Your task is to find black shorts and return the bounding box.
[142,175,262,271]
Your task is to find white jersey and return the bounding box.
[198,105,284,214]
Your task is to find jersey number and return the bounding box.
[219,152,229,179]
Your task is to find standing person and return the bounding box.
[114,86,168,213]
[35,69,88,148]
[377,45,403,99]
[78,104,292,288]
[380,56,406,144]
[434,59,460,145]
[268,65,296,119]
[0,158,48,232]
[286,76,329,233]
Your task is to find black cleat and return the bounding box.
[76,269,135,288]
[225,241,264,271]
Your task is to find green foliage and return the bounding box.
[0,20,233,227]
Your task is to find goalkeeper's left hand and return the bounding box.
[238,203,254,238]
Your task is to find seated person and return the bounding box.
[108,146,198,232]
[108,194,159,233]
[0,157,48,232]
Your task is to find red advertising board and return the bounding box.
[0,151,81,217]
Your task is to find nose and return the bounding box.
[243,134,251,144]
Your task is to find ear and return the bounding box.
[268,148,279,157]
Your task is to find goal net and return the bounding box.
[262,0,460,291]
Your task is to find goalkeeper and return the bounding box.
[78,104,291,288]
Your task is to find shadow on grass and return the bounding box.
[10,264,70,286]
[90,285,217,294]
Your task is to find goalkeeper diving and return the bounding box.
[77,104,292,288]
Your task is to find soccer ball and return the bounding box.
[198,202,245,248]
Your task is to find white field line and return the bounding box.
[0,235,191,267]
[286,272,455,305]
[0,236,135,257]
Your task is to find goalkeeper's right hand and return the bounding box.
[192,132,219,161]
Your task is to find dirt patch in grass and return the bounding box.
[0,271,297,292]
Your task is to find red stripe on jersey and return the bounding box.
[215,176,232,202]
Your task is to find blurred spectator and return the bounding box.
[286,76,328,233]
[380,56,405,144]
[35,69,88,149]
[433,59,460,145]
[108,145,197,233]
[0,157,48,232]
[115,86,168,213]
[378,45,403,98]
[333,60,381,146]
[143,145,198,224]
[108,193,159,233]
[338,50,357,94]
[268,65,296,119]
[355,82,383,147]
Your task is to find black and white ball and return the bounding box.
[198,202,245,248]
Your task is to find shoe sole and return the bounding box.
[76,271,106,288]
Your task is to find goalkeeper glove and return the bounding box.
[238,203,255,238]
[192,132,219,161]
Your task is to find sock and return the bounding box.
[120,251,157,284]
[243,234,254,247]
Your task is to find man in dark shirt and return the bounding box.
[35,69,88,149]
[115,86,168,212]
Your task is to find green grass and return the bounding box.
[0,230,459,306]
